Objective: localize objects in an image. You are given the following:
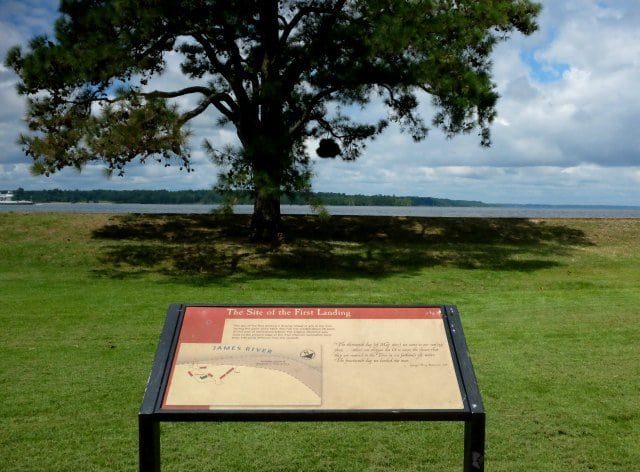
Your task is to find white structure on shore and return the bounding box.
[0,191,34,205]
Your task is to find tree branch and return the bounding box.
[142,86,211,99]
[221,26,248,75]
[140,86,239,119]
[280,1,347,45]
[289,87,338,135]
[77,86,239,117]
[280,7,315,44]
[134,33,174,65]
[178,100,211,125]
[315,116,347,139]
[210,93,238,120]
[280,1,348,94]
[192,32,251,110]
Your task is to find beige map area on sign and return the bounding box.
[164,343,322,407]
[163,318,463,410]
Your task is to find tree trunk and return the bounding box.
[247,0,286,243]
[250,187,282,243]
[249,154,283,243]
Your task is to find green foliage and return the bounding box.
[7,1,540,190]
[19,91,191,176]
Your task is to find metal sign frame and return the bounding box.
[139,304,485,471]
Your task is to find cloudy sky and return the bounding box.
[1,0,639,205]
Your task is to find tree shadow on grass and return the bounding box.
[91,214,592,283]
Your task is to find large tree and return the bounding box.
[7,0,540,240]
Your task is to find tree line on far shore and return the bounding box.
[11,188,488,207]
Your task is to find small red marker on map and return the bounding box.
[219,367,235,380]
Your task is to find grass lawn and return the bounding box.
[1,212,638,471]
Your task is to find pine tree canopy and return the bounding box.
[6,0,540,239]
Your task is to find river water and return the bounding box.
[2,202,640,218]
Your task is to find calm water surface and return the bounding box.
[2,202,640,218]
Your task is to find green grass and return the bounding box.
[1,212,638,471]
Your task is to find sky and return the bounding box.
[1,0,639,205]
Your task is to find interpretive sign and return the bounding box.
[139,304,485,471]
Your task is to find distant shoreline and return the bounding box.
[4,189,639,209]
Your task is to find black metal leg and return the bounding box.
[464,413,485,471]
[139,415,161,472]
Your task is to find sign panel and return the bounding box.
[140,304,485,471]
[161,306,464,411]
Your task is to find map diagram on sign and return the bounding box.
[163,343,322,408]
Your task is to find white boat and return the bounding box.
[0,191,34,205]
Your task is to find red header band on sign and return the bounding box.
[179,306,442,344]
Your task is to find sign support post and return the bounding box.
[138,415,160,472]
[464,412,486,471]
[139,304,485,471]
[444,304,486,471]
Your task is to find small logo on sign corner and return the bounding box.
[300,349,316,360]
